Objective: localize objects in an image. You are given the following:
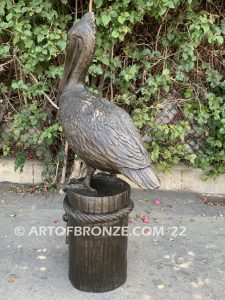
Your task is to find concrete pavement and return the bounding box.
[0,184,224,300]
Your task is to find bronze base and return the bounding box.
[63,175,133,292]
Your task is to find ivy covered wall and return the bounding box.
[0,0,224,180]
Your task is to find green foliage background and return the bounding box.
[0,0,224,180]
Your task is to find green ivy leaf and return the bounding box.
[101,15,111,26]
[111,30,119,38]
[95,0,103,8]
[217,35,224,45]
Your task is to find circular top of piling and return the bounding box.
[65,174,130,214]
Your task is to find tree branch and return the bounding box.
[14,55,59,110]
[29,72,59,110]
[89,0,93,12]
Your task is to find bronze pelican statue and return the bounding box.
[59,12,160,191]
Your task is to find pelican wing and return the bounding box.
[62,91,150,170]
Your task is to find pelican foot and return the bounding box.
[81,177,97,193]
[64,178,97,194]
[83,183,97,194]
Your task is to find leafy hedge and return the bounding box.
[0,0,224,180]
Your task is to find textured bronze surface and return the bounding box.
[64,175,133,292]
[64,195,134,224]
[65,175,130,213]
[59,12,160,190]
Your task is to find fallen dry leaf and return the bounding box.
[178,261,192,269]
[36,255,46,260]
[8,275,16,283]
[157,284,165,289]
[135,213,144,220]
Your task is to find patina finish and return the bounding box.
[63,175,133,292]
[59,12,160,191]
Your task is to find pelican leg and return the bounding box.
[83,165,96,193]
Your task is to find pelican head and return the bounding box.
[60,12,96,93]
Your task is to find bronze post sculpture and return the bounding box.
[59,12,160,292]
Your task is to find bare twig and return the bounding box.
[75,0,78,21]
[0,59,14,70]
[60,141,68,185]
[110,44,114,102]
[14,55,59,110]
[89,0,93,12]
[53,160,59,184]
[13,56,23,106]
[3,93,18,114]
[0,102,7,124]
[155,10,168,51]
[29,72,59,109]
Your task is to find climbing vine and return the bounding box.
[0,0,224,180]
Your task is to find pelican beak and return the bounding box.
[59,37,81,94]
